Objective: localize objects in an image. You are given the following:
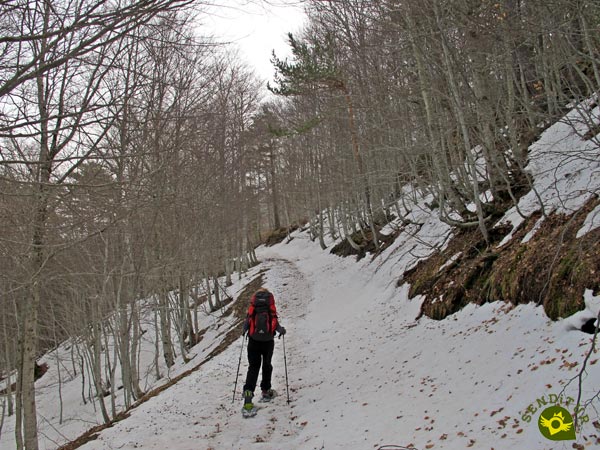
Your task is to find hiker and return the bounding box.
[241,288,286,413]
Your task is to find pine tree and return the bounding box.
[269,33,380,250]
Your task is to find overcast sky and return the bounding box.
[201,1,307,83]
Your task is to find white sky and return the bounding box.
[201,0,307,83]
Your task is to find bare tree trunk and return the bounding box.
[204,274,214,311]
[19,50,55,449]
[116,284,133,407]
[153,307,161,380]
[129,298,143,399]
[52,316,64,424]
[213,276,222,310]
[316,185,327,250]
[340,203,361,251]
[89,322,110,423]
[14,332,23,450]
[104,323,118,417]
[268,145,281,229]
[327,206,337,240]
[432,0,489,243]
[339,84,380,251]
[0,394,6,438]
[158,290,175,368]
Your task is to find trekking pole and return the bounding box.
[232,333,246,404]
[282,334,290,404]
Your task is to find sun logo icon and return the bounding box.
[537,405,576,441]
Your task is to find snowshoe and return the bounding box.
[259,389,277,403]
[241,403,258,418]
[241,389,257,417]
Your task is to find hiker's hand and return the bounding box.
[242,321,249,335]
[277,325,286,336]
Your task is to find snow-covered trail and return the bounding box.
[3,226,592,450]
[249,236,600,450]
[58,231,600,450]
[77,242,415,450]
[203,256,315,450]
[78,256,314,450]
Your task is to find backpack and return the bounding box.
[249,291,276,341]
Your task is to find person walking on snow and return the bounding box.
[242,288,286,412]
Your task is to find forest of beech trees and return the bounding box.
[0,1,599,449]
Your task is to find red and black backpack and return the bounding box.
[248,290,278,341]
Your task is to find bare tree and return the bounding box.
[0,1,201,448]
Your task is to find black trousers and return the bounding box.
[243,337,275,394]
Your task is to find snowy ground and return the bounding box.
[62,234,600,450]
[1,101,600,450]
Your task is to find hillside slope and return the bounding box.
[67,230,600,450]
[1,100,599,450]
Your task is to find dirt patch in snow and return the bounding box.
[404,196,600,321]
[264,225,300,247]
[330,227,400,260]
[209,270,267,356]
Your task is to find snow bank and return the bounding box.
[498,100,600,247]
